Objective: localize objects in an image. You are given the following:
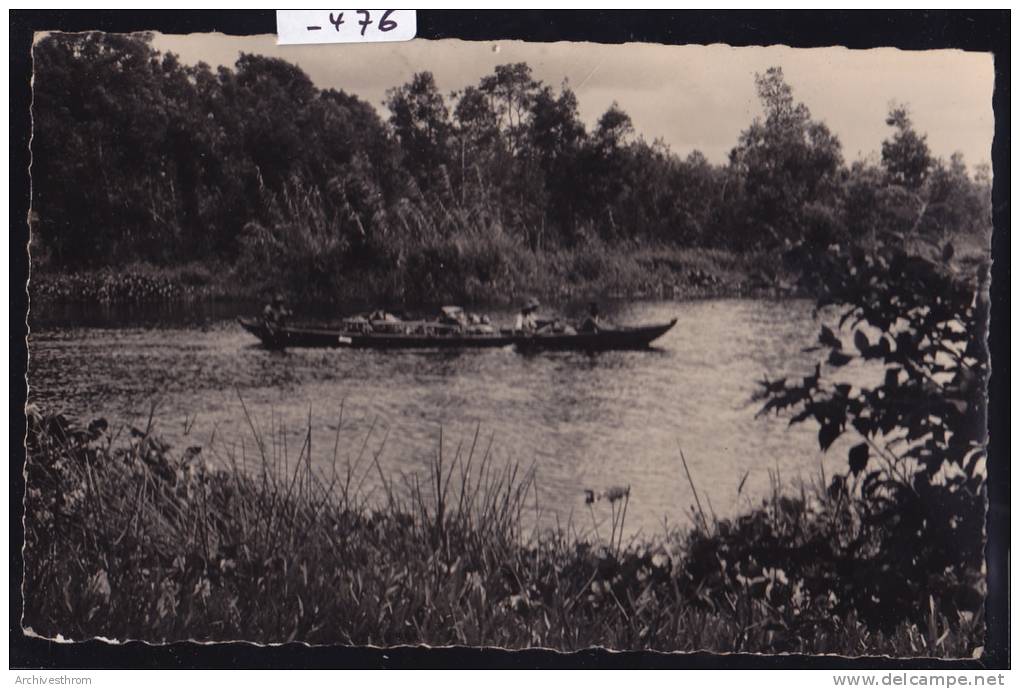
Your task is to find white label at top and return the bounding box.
[276,10,417,45]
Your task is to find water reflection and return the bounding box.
[27,298,849,537]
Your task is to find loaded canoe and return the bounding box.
[512,320,677,351]
[237,317,677,351]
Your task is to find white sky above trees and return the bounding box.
[151,34,994,170]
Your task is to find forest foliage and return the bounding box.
[31,32,991,302]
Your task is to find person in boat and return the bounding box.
[262,293,291,330]
[578,302,602,333]
[438,306,468,328]
[367,309,402,333]
[514,298,540,333]
[343,314,371,333]
[467,312,495,334]
[368,309,400,323]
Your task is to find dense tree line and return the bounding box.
[31,32,992,285]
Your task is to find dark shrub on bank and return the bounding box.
[758,234,988,638]
[30,264,228,304]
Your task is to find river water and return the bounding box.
[27,298,848,538]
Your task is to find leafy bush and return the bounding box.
[757,236,988,631]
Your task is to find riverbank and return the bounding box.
[29,244,799,308]
[21,409,983,654]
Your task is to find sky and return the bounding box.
[151,33,994,169]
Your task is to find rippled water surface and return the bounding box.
[28,299,847,537]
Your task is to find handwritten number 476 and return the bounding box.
[328,10,398,36]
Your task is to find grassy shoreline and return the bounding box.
[29,245,799,308]
[22,408,983,654]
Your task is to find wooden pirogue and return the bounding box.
[237,317,677,351]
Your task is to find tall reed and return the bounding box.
[21,407,983,655]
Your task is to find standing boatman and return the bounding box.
[578,302,602,332]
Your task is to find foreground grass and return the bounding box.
[22,409,983,655]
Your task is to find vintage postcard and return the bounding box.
[23,29,993,658]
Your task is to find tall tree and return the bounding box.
[385,71,452,193]
[32,32,174,265]
[479,63,540,157]
[527,84,586,242]
[881,106,934,191]
[578,102,638,240]
[727,67,844,250]
[451,85,502,207]
[921,152,990,240]
[593,102,634,150]
[232,53,318,190]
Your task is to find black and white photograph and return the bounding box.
[15,11,1004,665]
